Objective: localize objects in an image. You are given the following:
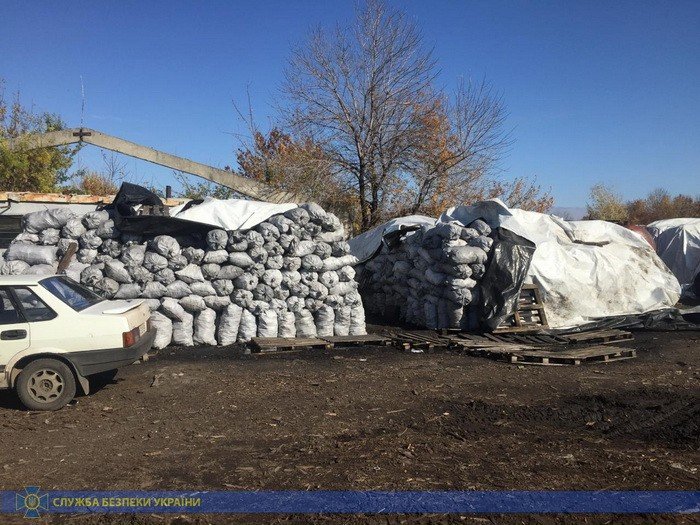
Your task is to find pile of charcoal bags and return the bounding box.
[351,215,495,330]
[352,199,683,331]
[1,201,366,348]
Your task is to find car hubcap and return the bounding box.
[27,369,64,403]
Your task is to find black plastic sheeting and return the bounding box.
[478,227,536,331]
[106,182,163,215]
[477,228,700,333]
[105,183,215,237]
[551,308,700,334]
[688,273,700,301]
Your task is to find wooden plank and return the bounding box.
[532,286,549,327]
[533,334,570,345]
[458,345,537,359]
[462,343,636,366]
[495,284,550,333]
[545,345,636,359]
[322,335,392,347]
[564,329,622,340]
[510,350,636,366]
[252,337,328,345]
[404,331,447,344]
[493,324,548,334]
[250,337,333,353]
[451,334,494,345]
[387,330,450,351]
[445,333,496,348]
[56,241,79,274]
[564,330,634,345]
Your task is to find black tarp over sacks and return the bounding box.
[477,227,536,331]
[106,183,213,237]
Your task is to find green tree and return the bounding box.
[0,82,76,192]
[585,184,629,222]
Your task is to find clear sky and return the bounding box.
[2,0,699,207]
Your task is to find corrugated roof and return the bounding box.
[0,192,188,207]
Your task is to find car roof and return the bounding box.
[0,274,58,286]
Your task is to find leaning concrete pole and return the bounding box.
[6,128,300,203]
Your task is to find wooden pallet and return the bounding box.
[467,345,637,366]
[250,337,333,353]
[250,334,391,353]
[494,284,549,334]
[445,332,569,348]
[563,329,634,345]
[446,333,521,349]
[484,332,563,346]
[322,334,392,348]
[387,330,450,351]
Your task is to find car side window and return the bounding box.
[0,289,23,325]
[12,287,57,322]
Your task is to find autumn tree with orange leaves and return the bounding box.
[236,128,359,226]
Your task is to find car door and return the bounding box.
[0,287,30,359]
[10,287,58,351]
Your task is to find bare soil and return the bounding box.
[0,331,698,524]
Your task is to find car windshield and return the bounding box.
[40,276,104,311]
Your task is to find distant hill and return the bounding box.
[550,206,587,220]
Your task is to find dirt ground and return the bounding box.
[0,331,697,525]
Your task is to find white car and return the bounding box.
[0,275,155,411]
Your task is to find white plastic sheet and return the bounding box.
[348,215,436,263]
[440,199,681,329]
[648,218,700,294]
[170,198,298,231]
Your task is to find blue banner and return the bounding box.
[4,488,699,517]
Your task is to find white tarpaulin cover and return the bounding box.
[438,199,681,328]
[348,215,437,263]
[170,198,298,230]
[647,218,700,294]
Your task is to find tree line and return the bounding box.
[586,184,700,224]
[2,1,696,232]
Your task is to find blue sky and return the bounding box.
[2,0,699,207]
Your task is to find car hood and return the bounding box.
[82,299,146,315]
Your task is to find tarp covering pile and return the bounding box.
[1,184,366,347]
[647,218,700,299]
[442,200,680,328]
[351,199,681,330]
[351,216,496,330]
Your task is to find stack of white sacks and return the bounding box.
[1,203,366,348]
[356,219,493,329]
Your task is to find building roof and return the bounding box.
[0,192,188,207]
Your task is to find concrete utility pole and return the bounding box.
[7,128,299,203]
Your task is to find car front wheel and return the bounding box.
[16,359,77,411]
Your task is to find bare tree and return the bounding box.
[100,151,128,183]
[392,80,512,216]
[284,0,437,229]
[283,0,513,230]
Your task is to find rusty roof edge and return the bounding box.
[0,192,189,207]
